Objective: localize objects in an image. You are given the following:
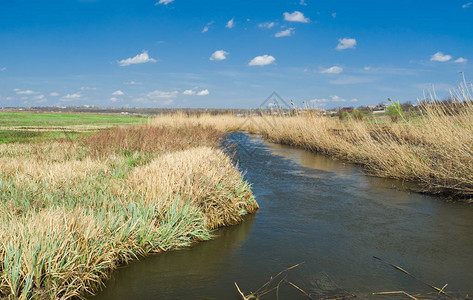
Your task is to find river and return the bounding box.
[93,132,473,299]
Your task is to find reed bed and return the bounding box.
[150,93,473,198]
[0,124,258,299]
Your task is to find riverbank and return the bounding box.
[0,124,258,299]
[150,100,473,199]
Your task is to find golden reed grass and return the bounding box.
[150,100,473,198]
[0,124,258,299]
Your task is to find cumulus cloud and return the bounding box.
[300,0,307,6]
[320,66,343,74]
[202,21,214,33]
[112,90,125,96]
[275,28,295,37]
[79,86,96,91]
[454,57,468,64]
[147,90,178,99]
[210,50,229,61]
[462,2,472,8]
[248,55,276,66]
[61,93,81,101]
[110,97,118,102]
[50,92,60,97]
[336,38,356,50]
[332,12,337,18]
[259,22,276,29]
[430,52,452,62]
[14,89,38,95]
[118,51,157,66]
[226,18,235,28]
[197,89,209,96]
[283,11,310,23]
[0,67,6,71]
[330,95,346,102]
[183,89,196,95]
[155,0,174,5]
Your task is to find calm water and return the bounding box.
[93,133,473,299]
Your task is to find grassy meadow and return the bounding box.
[0,112,146,144]
[0,113,258,299]
[151,95,473,199]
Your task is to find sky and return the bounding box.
[0,0,472,109]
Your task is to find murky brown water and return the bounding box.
[93,133,473,299]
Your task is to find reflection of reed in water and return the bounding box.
[236,258,469,300]
[93,215,256,299]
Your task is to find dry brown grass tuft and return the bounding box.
[80,124,221,157]
[130,146,258,229]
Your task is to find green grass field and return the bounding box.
[0,112,146,128]
[0,111,147,143]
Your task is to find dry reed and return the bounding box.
[0,124,258,299]
[150,90,473,198]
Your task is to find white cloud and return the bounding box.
[183,89,196,95]
[210,50,229,61]
[226,18,235,29]
[124,81,140,85]
[363,66,380,71]
[155,0,174,5]
[462,2,472,8]
[79,86,96,90]
[147,90,178,99]
[0,67,6,71]
[61,93,81,101]
[33,94,45,100]
[300,0,307,6]
[110,97,118,102]
[430,52,452,62]
[112,90,125,96]
[336,38,356,50]
[283,11,310,23]
[118,51,157,66]
[320,66,343,74]
[248,55,276,66]
[332,12,337,18]
[310,98,329,103]
[197,89,209,96]
[311,95,350,104]
[330,95,346,102]
[258,22,276,29]
[454,57,468,64]
[14,89,38,95]
[50,92,60,97]
[202,21,214,33]
[275,28,295,37]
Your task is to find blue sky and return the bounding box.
[0,0,472,109]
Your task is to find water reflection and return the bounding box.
[93,216,255,299]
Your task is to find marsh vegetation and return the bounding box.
[0,122,257,299]
[151,95,473,198]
